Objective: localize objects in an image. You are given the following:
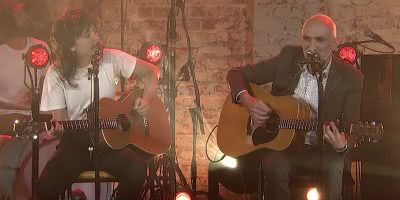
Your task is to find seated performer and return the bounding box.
[211,14,363,200]
[38,9,159,200]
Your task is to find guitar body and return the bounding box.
[100,89,171,155]
[217,84,313,158]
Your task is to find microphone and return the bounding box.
[306,50,321,62]
[297,50,321,64]
[297,50,323,75]
[364,29,395,49]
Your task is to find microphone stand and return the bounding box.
[88,51,102,200]
[166,0,204,198]
[316,70,326,200]
[304,54,326,199]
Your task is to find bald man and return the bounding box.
[224,14,364,199]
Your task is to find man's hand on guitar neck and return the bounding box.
[323,121,348,152]
[239,91,272,127]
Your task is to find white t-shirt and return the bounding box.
[0,37,48,115]
[40,48,136,120]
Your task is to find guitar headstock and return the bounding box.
[13,121,48,140]
[350,121,384,144]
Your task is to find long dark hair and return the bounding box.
[49,9,96,87]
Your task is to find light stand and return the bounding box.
[30,67,40,200]
[23,44,49,200]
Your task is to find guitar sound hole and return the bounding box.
[117,114,130,132]
[251,112,280,146]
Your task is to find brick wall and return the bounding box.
[254,0,400,61]
[30,0,400,198]
[37,0,252,197]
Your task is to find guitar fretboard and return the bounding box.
[46,118,121,131]
[279,118,319,131]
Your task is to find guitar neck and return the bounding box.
[45,118,120,131]
[279,118,352,133]
[279,118,318,131]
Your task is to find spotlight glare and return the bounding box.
[175,192,191,200]
[306,187,320,200]
[221,156,238,169]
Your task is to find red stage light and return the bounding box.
[26,44,49,68]
[144,45,163,63]
[338,46,357,64]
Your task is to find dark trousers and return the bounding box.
[263,145,345,200]
[208,152,261,200]
[37,132,146,200]
[208,146,346,200]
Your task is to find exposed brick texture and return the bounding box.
[27,0,400,199]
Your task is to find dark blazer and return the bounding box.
[227,45,364,124]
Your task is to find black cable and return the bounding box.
[179,0,205,136]
[358,43,395,54]
[205,124,227,163]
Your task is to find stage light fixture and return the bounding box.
[338,44,358,64]
[145,45,162,63]
[139,42,164,64]
[24,44,49,69]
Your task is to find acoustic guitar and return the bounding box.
[217,83,383,158]
[0,113,32,135]
[13,89,171,155]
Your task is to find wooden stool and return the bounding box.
[63,171,118,200]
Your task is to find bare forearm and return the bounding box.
[131,59,159,102]
[142,72,158,102]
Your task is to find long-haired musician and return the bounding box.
[38,9,159,200]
